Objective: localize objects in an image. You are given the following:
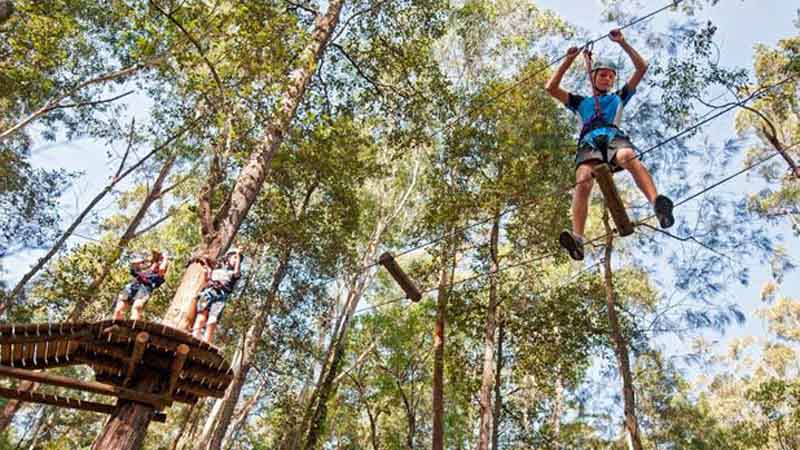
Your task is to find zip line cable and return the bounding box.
[357,142,797,314]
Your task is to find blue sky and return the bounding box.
[4,0,799,363]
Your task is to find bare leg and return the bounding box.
[113,297,128,321]
[572,162,598,237]
[204,322,217,344]
[615,148,657,203]
[193,312,208,340]
[131,298,147,321]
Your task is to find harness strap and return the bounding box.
[581,45,612,163]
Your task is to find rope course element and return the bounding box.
[361,142,798,314]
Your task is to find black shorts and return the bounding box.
[575,135,638,172]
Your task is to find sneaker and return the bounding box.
[654,195,675,229]
[559,230,585,261]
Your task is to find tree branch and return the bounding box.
[0,60,160,141]
[149,0,225,102]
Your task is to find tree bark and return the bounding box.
[491,320,504,450]
[477,214,500,450]
[92,378,159,450]
[0,0,13,25]
[170,404,196,450]
[550,369,564,450]
[0,381,36,433]
[602,212,643,450]
[91,5,342,444]
[432,235,456,450]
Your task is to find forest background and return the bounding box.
[1,0,799,449]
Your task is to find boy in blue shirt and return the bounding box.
[545,29,674,260]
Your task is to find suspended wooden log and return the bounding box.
[378,252,422,302]
[592,164,635,237]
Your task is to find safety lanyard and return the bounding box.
[582,44,603,120]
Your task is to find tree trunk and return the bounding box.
[432,235,456,450]
[0,381,36,432]
[303,235,382,450]
[477,214,500,450]
[201,251,291,450]
[170,404,196,450]
[0,1,13,25]
[602,212,643,450]
[491,321,504,450]
[162,0,344,335]
[550,369,564,450]
[92,379,158,450]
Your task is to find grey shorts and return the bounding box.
[118,281,152,305]
[575,135,638,172]
[196,288,228,324]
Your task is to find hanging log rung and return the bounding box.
[378,252,423,302]
[592,164,635,237]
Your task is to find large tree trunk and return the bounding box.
[477,214,500,450]
[201,250,291,450]
[303,234,381,450]
[491,320,504,450]
[91,3,344,448]
[602,212,643,450]
[432,235,456,450]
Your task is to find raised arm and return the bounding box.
[610,29,648,91]
[545,46,581,104]
[159,252,169,274]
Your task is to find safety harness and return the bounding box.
[580,44,618,162]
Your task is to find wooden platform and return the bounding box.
[0,320,234,416]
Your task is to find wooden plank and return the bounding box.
[378,252,423,302]
[592,164,635,237]
[0,386,117,416]
[0,365,167,409]
[0,330,93,345]
[79,342,230,386]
